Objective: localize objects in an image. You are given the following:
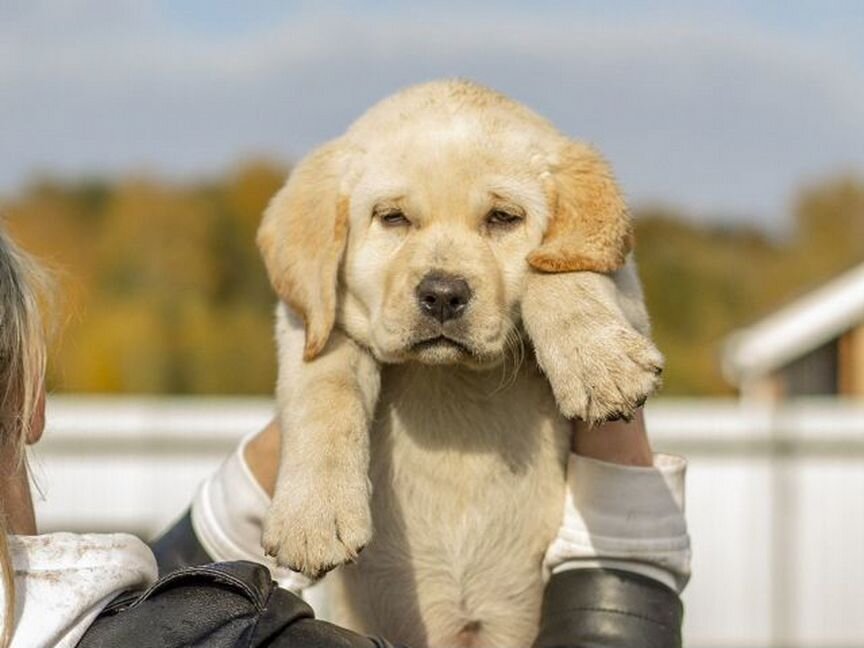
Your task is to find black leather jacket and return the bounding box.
[77,512,682,647]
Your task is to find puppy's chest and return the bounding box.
[370,362,568,496]
[350,363,570,644]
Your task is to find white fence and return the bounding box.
[32,396,864,648]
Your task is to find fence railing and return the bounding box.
[33,396,864,648]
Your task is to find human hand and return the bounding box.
[571,409,653,466]
[243,418,281,497]
[545,408,691,592]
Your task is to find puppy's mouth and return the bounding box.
[411,335,472,355]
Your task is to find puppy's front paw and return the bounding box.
[537,323,664,425]
[263,476,372,579]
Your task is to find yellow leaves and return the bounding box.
[224,159,288,235]
[57,300,168,392]
[4,163,861,396]
[635,175,864,395]
[174,300,276,394]
[4,161,285,394]
[96,178,218,297]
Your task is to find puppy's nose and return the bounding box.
[416,272,472,323]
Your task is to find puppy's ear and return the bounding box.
[257,140,350,360]
[528,141,633,273]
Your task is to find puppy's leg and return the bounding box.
[263,303,380,578]
[522,258,663,424]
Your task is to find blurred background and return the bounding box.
[3,2,863,646]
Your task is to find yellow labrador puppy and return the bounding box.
[257,80,662,648]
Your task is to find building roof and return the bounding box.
[723,262,864,385]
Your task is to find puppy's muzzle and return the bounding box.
[415,272,472,323]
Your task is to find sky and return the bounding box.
[2,1,863,228]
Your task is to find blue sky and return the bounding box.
[2,1,863,228]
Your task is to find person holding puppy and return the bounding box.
[0,225,690,647]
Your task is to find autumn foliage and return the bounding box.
[3,164,863,395]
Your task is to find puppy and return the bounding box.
[257,80,662,647]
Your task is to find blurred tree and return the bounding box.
[3,161,288,394]
[634,211,781,394]
[1,165,861,396]
[790,176,864,287]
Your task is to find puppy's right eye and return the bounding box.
[378,210,410,227]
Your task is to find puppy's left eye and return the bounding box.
[378,210,411,227]
[486,209,523,227]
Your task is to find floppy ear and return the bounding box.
[527,141,633,273]
[257,140,350,360]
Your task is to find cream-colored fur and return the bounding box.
[258,80,663,647]
[522,263,663,422]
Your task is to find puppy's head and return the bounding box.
[258,80,632,365]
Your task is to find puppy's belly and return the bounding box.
[333,363,570,648]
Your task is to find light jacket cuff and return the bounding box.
[544,453,692,593]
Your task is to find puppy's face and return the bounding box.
[257,80,632,365]
[340,124,550,366]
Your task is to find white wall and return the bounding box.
[32,396,864,648]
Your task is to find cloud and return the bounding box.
[2,2,863,227]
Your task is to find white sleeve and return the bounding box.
[190,432,314,593]
[543,453,692,593]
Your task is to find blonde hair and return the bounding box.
[0,223,49,647]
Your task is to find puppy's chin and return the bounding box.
[369,315,511,367]
[371,336,504,368]
[409,337,474,365]
[409,337,512,369]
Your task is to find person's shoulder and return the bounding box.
[12,531,157,574]
[7,532,159,648]
[78,560,318,648]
